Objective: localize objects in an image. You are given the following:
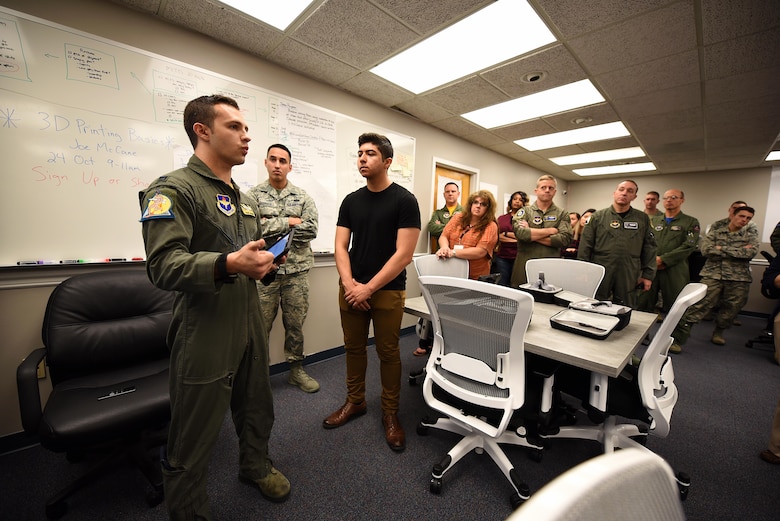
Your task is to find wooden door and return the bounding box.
[429,166,472,253]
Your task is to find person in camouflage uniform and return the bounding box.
[671,206,759,352]
[637,189,700,316]
[248,144,320,393]
[427,182,463,252]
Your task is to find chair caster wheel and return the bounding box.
[429,476,442,494]
[510,492,525,509]
[676,471,691,501]
[528,448,543,462]
[408,375,418,386]
[46,501,68,519]
[416,422,429,436]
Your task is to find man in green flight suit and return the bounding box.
[637,189,700,320]
[427,182,462,252]
[140,95,289,519]
[510,174,572,287]
[578,179,657,309]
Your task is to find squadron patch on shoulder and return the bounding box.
[240,203,256,217]
[217,194,235,216]
[140,192,174,221]
[517,209,525,218]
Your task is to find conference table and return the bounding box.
[403,294,656,379]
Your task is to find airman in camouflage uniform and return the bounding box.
[671,206,759,351]
[427,182,463,252]
[637,189,700,315]
[248,144,320,393]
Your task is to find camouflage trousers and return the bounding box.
[672,277,749,345]
[257,270,309,363]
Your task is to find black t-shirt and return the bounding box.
[337,183,421,290]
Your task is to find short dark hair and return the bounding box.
[267,143,292,162]
[183,95,239,148]
[647,191,660,198]
[735,206,755,216]
[444,182,459,190]
[358,132,393,160]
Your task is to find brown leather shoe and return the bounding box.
[322,400,366,429]
[760,449,780,464]
[382,413,406,452]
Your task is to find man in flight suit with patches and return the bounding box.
[578,179,657,308]
[140,94,289,520]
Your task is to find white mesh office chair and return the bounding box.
[524,258,605,297]
[544,282,706,499]
[506,448,686,521]
[409,255,469,384]
[417,275,543,509]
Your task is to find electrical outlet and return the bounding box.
[37,361,46,379]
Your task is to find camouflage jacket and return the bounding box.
[247,179,318,275]
[700,219,759,282]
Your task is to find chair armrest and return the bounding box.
[16,348,47,434]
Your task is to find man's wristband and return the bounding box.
[215,252,238,283]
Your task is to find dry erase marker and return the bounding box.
[36,260,57,265]
[17,260,39,265]
[131,257,145,261]
[109,258,127,262]
[60,260,80,264]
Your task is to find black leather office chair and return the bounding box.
[16,268,174,519]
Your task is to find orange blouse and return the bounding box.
[440,212,499,279]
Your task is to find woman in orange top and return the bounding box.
[436,190,499,279]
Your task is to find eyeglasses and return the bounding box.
[472,201,488,208]
[663,196,681,200]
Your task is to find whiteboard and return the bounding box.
[0,8,415,265]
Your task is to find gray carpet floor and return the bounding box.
[2,314,778,521]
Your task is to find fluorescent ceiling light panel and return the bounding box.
[573,162,656,176]
[218,0,314,30]
[462,80,604,129]
[766,150,780,161]
[550,146,646,166]
[370,0,556,94]
[514,122,630,151]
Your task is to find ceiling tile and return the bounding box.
[541,103,620,132]
[530,0,672,39]
[595,49,699,101]
[480,44,587,97]
[567,2,697,75]
[704,28,780,80]
[420,76,508,114]
[160,0,281,56]
[701,0,780,45]
[339,73,414,107]
[371,0,492,34]
[612,82,701,120]
[706,66,780,105]
[267,39,360,85]
[291,0,418,68]
[430,117,485,136]
[393,98,454,122]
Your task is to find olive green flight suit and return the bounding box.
[637,211,700,313]
[578,206,656,308]
[140,155,274,520]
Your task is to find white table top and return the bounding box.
[403,295,656,378]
